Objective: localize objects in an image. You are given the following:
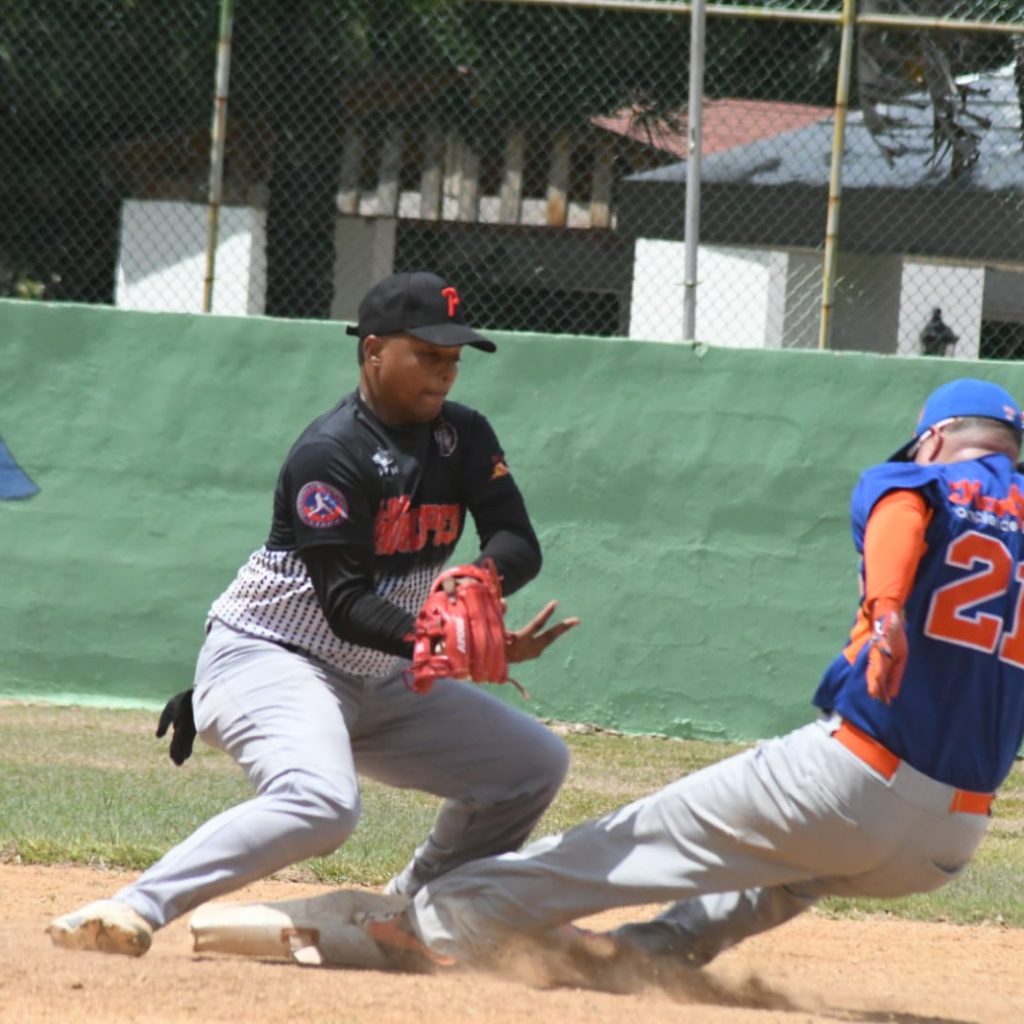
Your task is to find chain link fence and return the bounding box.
[2,0,1022,357]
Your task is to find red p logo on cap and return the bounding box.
[441,286,460,319]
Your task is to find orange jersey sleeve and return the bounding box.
[863,489,931,616]
[843,489,931,662]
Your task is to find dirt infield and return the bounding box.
[3,863,1021,1024]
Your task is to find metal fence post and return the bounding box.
[682,0,707,343]
[202,0,235,314]
[818,0,856,350]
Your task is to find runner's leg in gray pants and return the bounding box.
[408,715,988,962]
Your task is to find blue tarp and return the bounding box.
[0,434,38,500]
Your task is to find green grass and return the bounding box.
[2,703,1022,926]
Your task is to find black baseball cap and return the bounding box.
[345,271,496,353]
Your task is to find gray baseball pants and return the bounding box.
[408,713,989,961]
[116,620,569,928]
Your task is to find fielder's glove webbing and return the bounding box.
[405,559,523,696]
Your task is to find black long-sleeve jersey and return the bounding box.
[209,391,541,678]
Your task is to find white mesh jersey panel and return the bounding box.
[208,546,439,678]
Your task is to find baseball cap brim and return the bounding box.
[344,321,496,352]
[888,440,918,462]
[407,322,497,352]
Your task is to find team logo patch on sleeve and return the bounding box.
[297,482,349,528]
[491,454,510,480]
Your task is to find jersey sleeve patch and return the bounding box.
[296,481,349,529]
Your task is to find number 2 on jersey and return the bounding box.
[924,530,1024,667]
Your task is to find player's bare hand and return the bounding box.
[866,609,908,704]
[505,601,580,664]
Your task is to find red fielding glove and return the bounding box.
[405,560,513,696]
[866,603,908,705]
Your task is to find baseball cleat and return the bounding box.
[552,923,620,957]
[611,920,715,967]
[359,910,458,971]
[46,899,153,957]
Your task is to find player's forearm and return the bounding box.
[299,545,415,657]
[477,528,542,596]
[470,487,541,596]
[862,489,930,614]
[326,591,416,658]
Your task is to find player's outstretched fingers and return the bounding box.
[506,601,581,664]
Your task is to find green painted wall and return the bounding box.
[4,300,1024,739]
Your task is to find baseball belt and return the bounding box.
[833,719,994,816]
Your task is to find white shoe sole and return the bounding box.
[47,901,152,957]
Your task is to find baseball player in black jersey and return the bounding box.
[47,271,579,957]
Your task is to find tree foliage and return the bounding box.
[3,0,1014,315]
[0,0,217,300]
[857,0,1020,178]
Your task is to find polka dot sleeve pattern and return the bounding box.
[209,546,438,679]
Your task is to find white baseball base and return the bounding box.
[189,888,408,968]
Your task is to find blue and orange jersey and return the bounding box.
[813,454,1024,793]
